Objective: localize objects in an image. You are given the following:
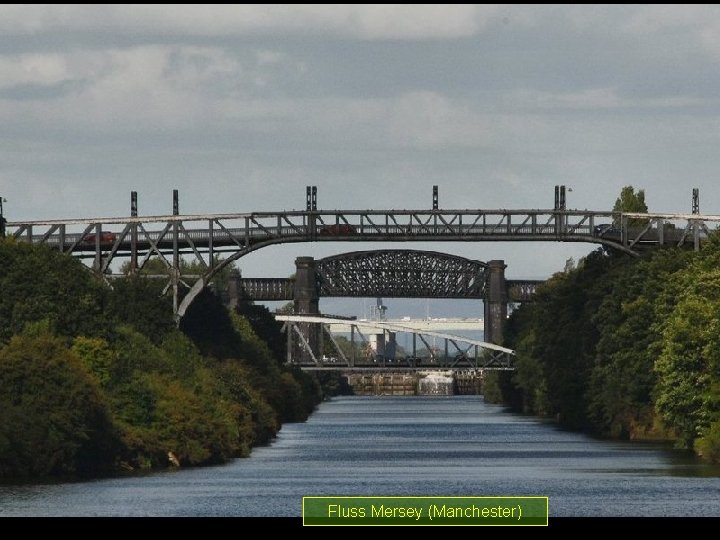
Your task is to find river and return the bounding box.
[1,396,719,517]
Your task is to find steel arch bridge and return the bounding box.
[234,250,540,303]
[6,206,717,319]
[316,249,487,298]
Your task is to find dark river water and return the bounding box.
[1,396,719,517]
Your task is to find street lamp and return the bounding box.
[554,185,572,210]
[0,197,6,237]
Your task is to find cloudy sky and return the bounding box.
[2,5,720,316]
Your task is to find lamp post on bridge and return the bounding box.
[0,196,6,237]
[554,185,573,234]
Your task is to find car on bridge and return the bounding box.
[593,224,621,239]
[82,231,117,245]
[319,224,356,236]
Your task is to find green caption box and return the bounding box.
[303,496,548,526]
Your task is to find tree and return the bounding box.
[613,186,648,214]
[587,248,691,439]
[105,277,175,343]
[0,239,109,344]
[654,238,720,452]
[655,291,720,447]
[234,301,286,363]
[0,333,118,477]
[613,186,648,226]
[180,288,242,359]
[72,336,116,387]
[213,360,277,446]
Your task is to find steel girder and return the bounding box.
[236,275,541,303]
[237,277,294,301]
[315,249,487,299]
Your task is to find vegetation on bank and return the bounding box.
[0,239,323,478]
[485,189,720,462]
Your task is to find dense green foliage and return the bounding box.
[486,236,720,462]
[0,333,118,477]
[0,239,322,478]
[0,240,108,343]
[613,185,648,215]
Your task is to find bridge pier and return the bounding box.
[484,259,507,345]
[294,256,320,362]
[225,269,242,310]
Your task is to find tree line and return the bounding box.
[484,188,719,463]
[0,239,323,478]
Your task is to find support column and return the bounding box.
[130,191,138,274]
[226,268,241,310]
[93,223,102,272]
[692,188,700,251]
[294,256,320,362]
[484,260,507,345]
[172,189,180,319]
[0,196,6,238]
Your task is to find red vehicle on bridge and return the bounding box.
[82,231,117,244]
[319,224,356,236]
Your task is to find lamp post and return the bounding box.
[563,187,573,232]
[0,197,6,237]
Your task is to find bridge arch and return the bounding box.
[177,238,288,318]
[315,249,488,298]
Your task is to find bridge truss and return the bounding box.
[316,250,486,298]
[7,208,719,319]
[275,315,515,371]
[234,250,541,303]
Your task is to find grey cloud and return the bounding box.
[2,5,719,303]
[0,5,499,40]
[0,79,83,100]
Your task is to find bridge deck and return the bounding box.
[10,209,714,262]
